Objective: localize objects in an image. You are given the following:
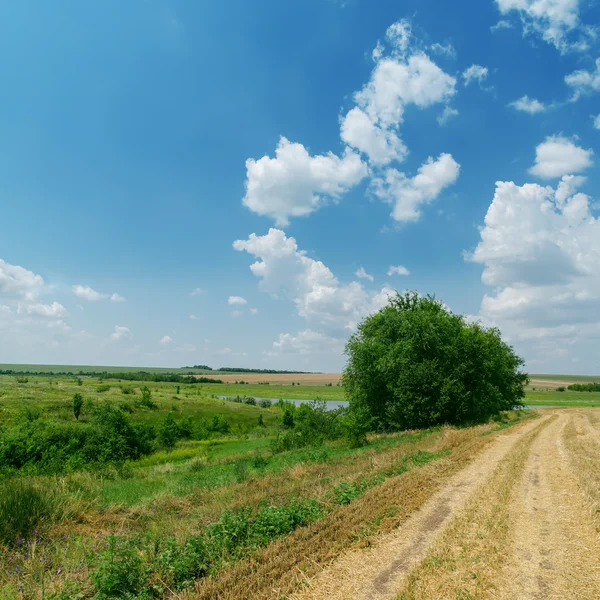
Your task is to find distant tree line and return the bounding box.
[0,370,223,384]
[568,383,600,392]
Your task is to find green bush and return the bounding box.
[73,393,83,421]
[568,383,600,392]
[97,384,111,393]
[344,292,527,430]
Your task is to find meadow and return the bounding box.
[0,371,538,599]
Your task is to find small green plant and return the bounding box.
[15,376,28,384]
[257,414,264,427]
[233,460,250,483]
[97,383,111,393]
[282,409,295,428]
[557,386,566,392]
[138,386,157,409]
[158,413,179,450]
[176,385,180,395]
[251,452,269,469]
[76,377,83,386]
[73,392,84,421]
[120,384,135,395]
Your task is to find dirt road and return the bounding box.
[292,409,600,600]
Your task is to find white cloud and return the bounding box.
[189,314,200,320]
[529,135,593,179]
[355,267,374,282]
[495,0,587,53]
[231,310,243,318]
[0,259,44,301]
[110,325,132,342]
[565,58,600,100]
[160,335,174,345]
[437,106,459,126]
[250,307,258,315]
[269,329,344,356]
[340,107,407,166]
[243,137,367,226]
[20,302,67,318]
[190,287,205,296]
[73,285,124,303]
[509,95,547,113]
[228,296,247,305]
[467,176,600,368]
[234,228,394,333]
[594,114,600,129]
[371,153,460,222]
[341,21,456,167]
[491,19,513,31]
[462,64,489,86]
[388,265,410,276]
[430,42,456,58]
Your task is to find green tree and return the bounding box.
[73,393,84,421]
[158,414,180,450]
[344,292,527,431]
[282,409,295,429]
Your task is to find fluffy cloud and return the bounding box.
[437,106,459,126]
[462,64,488,86]
[243,137,367,226]
[495,0,586,53]
[388,265,410,276]
[371,153,460,222]
[269,329,344,355]
[160,335,174,345]
[355,267,374,282]
[0,259,44,301]
[509,95,547,113]
[529,135,593,178]
[340,20,456,166]
[20,302,67,318]
[565,58,600,99]
[110,325,132,342]
[73,285,125,303]
[228,296,247,305]
[233,228,394,332]
[467,176,600,366]
[594,114,600,129]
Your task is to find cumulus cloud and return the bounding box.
[340,20,456,166]
[19,302,67,318]
[594,114,600,129]
[495,0,588,53]
[110,325,132,342]
[388,265,410,276]
[462,64,489,86]
[228,296,247,305]
[160,335,174,345]
[529,135,593,179]
[243,137,367,226]
[0,259,44,301]
[269,329,344,355]
[437,106,459,126]
[565,58,600,100]
[467,175,600,366]
[355,267,374,282]
[371,153,460,222]
[73,285,125,303]
[509,95,547,113]
[233,228,394,332]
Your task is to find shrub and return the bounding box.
[251,452,269,469]
[344,292,527,430]
[568,383,600,392]
[15,376,28,384]
[556,386,566,392]
[258,399,272,409]
[158,414,179,451]
[138,386,157,409]
[120,385,135,395]
[73,393,84,421]
[244,396,257,406]
[209,415,230,434]
[282,409,295,429]
[97,384,111,393]
[233,460,250,483]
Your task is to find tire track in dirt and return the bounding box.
[497,411,600,599]
[290,415,549,600]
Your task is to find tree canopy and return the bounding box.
[343,292,528,430]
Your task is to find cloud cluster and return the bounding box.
[495,0,588,53]
[565,58,600,100]
[467,174,600,366]
[509,95,547,114]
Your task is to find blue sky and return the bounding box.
[1,0,600,373]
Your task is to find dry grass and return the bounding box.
[394,416,552,600]
[185,420,532,600]
[197,373,342,385]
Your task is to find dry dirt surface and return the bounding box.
[197,373,341,385]
[291,409,600,600]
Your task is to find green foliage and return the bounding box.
[138,386,157,409]
[15,376,28,384]
[257,414,264,427]
[120,384,135,395]
[258,399,272,408]
[72,393,83,421]
[568,383,600,392]
[97,384,111,393]
[158,414,179,450]
[556,386,566,392]
[344,292,528,430]
[282,409,295,429]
